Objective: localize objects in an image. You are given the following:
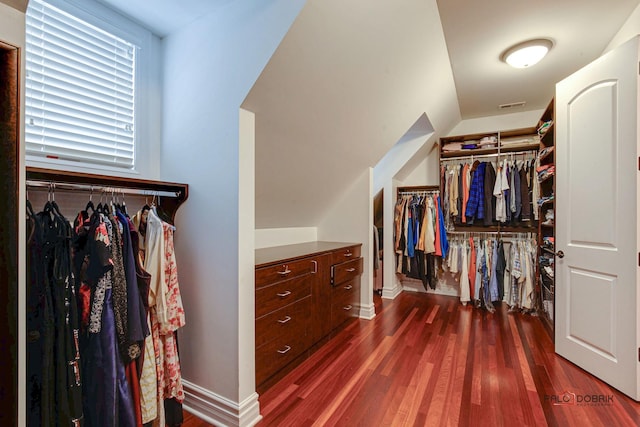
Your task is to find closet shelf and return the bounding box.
[538,172,555,183]
[26,166,189,221]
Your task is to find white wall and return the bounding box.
[0,2,26,425]
[605,2,640,53]
[318,168,375,320]
[372,113,434,194]
[159,1,306,425]
[447,109,544,136]
[255,227,318,249]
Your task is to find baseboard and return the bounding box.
[359,302,376,320]
[381,282,402,300]
[182,380,262,427]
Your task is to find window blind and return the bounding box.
[25,0,137,169]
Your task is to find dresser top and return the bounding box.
[255,241,361,267]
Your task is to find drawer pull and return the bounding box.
[277,265,292,275]
[344,252,353,257]
[277,345,291,354]
[277,316,292,324]
[343,305,352,311]
[277,290,292,298]
[345,268,356,272]
[311,260,317,274]
[344,285,353,290]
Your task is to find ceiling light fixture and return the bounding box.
[501,38,553,68]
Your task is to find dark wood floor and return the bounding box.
[183,291,640,426]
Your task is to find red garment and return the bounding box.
[126,361,143,427]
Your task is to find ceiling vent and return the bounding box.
[498,101,526,110]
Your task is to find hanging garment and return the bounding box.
[465,162,486,222]
[468,237,476,300]
[460,242,470,304]
[483,162,497,225]
[436,195,449,258]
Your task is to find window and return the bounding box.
[25,0,137,169]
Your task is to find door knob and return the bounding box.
[556,250,565,258]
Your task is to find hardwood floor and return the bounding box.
[183,291,640,426]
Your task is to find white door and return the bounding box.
[555,36,639,400]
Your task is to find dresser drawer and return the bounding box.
[256,274,312,318]
[331,278,360,300]
[331,256,363,285]
[330,292,358,330]
[256,257,317,288]
[329,245,361,266]
[256,330,309,386]
[256,296,311,348]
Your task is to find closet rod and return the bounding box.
[441,149,538,161]
[398,190,439,196]
[26,180,180,198]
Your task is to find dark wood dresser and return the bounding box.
[255,241,363,391]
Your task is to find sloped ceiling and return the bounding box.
[243,0,460,228]
[0,0,27,12]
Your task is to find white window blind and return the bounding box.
[25,0,137,169]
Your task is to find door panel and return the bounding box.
[567,267,616,360]
[556,36,639,400]
[566,82,616,248]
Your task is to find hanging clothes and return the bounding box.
[27,188,187,427]
[394,191,442,290]
[26,200,83,427]
[444,233,537,312]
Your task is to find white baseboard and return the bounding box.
[381,282,402,300]
[182,380,262,427]
[359,302,376,320]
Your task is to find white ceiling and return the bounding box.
[94,0,232,38]
[437,0,640,118]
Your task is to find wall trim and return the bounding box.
[381,282,402,300]
[182,380,262,427]
[359,302,376,320]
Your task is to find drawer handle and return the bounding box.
[277,345,291,354]
[277,290,292,298]
[277,316,292,324]
[277,265,292,275]
[343,305,352,311]
[345,268,356,272]
[344,252,353,257]
[344,285,353,290]
[311,260,317,274]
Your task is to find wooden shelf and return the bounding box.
[26,166,189,221]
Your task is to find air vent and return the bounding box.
[498,101,526,110]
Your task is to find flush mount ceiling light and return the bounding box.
[501,38,553,68]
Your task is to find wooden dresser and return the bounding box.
[255,241,363,391]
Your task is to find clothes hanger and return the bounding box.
[85,186,95,214]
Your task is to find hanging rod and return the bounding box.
[25,167,189,222]
[26,166,188,200]
[446,230,536,237]
[441,149,538,162]
[398,190,439,196]
[26,180,179,198]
